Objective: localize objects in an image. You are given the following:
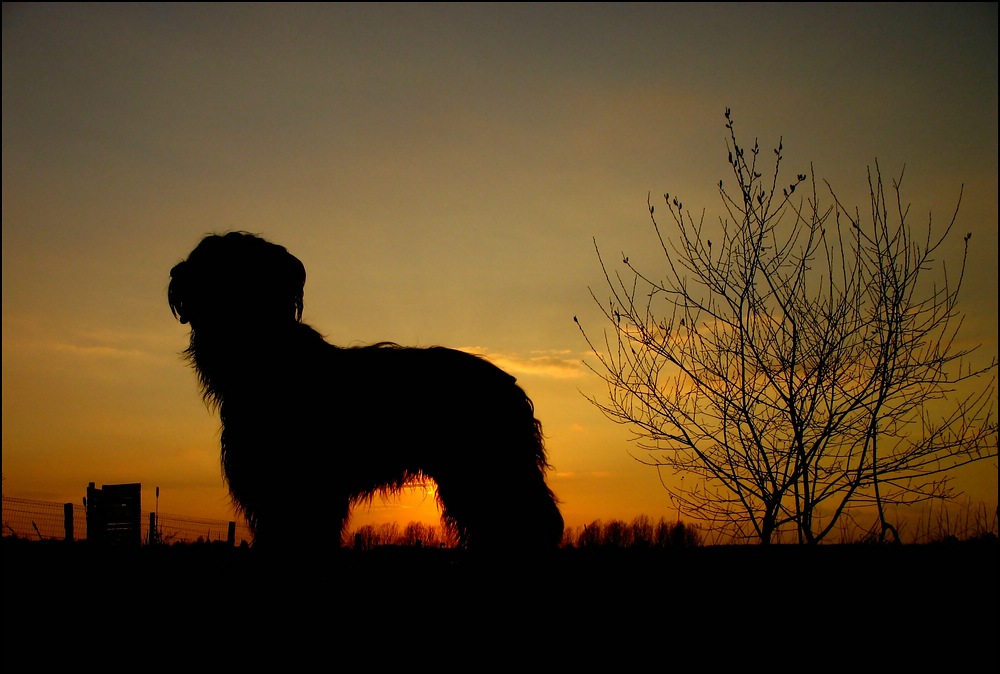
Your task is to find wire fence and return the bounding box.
[6,493,995,549]
[1,495,253,546]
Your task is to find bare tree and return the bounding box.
[577,109,998,544]
[402,521,432,547]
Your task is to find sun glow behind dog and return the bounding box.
[169,231,564,552]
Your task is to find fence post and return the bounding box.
[86,482,100,544]
[64,503,74,542]
[227,521,236,547]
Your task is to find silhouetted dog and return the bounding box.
[169,232,563,552]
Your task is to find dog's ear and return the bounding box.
[275,247,306,322]
[252,235,306,322]
[168,260,191,324]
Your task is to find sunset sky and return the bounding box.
[3,3,997,536]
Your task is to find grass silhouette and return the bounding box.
[2,531,996,673]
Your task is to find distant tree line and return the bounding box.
[342,515,704,550]
[564,515,702,549]
[342,501,998,549]
[347,520,460,550]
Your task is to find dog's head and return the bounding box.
[169,232,306,330]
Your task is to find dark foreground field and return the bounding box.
[2,537,996,673]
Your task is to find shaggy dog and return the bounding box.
[169,231,563,551]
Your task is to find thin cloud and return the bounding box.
[458,346,586,380]
[553,470,613,480]
[3,314,170,363]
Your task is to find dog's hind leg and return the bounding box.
[432,452,563,552]
[434,478,562,552]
